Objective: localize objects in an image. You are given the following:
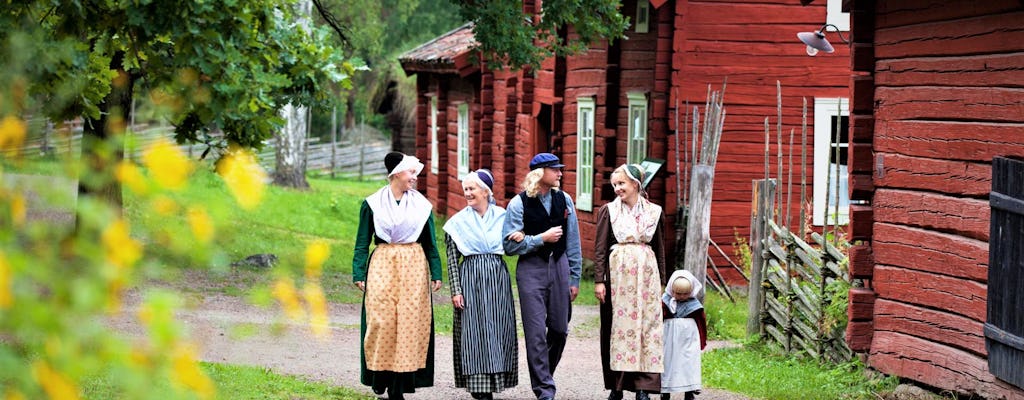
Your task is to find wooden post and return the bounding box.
[747,178,776,336]
[684,165,715,302]
[331,105,337,178]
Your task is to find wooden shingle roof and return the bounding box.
[399,22,478,76]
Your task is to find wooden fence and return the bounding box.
[759,218,853,363]
[10,122,390,179]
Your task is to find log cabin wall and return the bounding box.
[847,1,1024,398]
[671,0,850,282]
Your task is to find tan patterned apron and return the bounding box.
[363,243,432,372]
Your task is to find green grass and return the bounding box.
[704,290,749,341]
[704,343,898,400]
[82,363,374,399]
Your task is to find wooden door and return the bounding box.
[987,156,1024,389]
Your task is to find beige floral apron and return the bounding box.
[363,243,431,372]
[608,197,664,373]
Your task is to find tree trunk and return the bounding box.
[78,52,134,218]
[272,103,310,189]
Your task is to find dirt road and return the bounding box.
[112,291,750,400]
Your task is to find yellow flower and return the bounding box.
[171,343,215,400]
[272,277,305,321]
[303,282,330,339]
[0,253,11,309]
[304,240,330,280]
[0,116,26,154]
[142,138,192,191]
[216,147,266,210]
[150,195,178,216]
[114,160,149,195]
[101,219,142,269]
[5,389,26,400]
[186,207,214,244]
[9,193,25,227]
[31,361,79,400]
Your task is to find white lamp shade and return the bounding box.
[797,31,835,53]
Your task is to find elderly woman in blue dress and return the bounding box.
[443,169,523,400]
[352,151,443,400]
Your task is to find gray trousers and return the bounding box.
[516,253,571,399]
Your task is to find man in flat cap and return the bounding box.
[502,152,583,400]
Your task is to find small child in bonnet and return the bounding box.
[660,270,707,400]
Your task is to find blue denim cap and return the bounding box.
[529,153,565,170]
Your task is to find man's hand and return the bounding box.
[594,283,605,304]
[570,286,579,302]
[541,226,563,243]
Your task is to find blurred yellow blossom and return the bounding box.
[0,253,11,309]
[272,277,305,321]
[114,160,149,195]
[31,361,79,400]
[142,138,192,190]
[171,343,214,400]
[303,282,330,339]
[101,219,142,269]
[216,147,266,210]
[151,195,178,216]
[4,389,26,400]
[10,193,25,227]
[304,240,329,280]
[0,115,26,154]
[186,207,214,244]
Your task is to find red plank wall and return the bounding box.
[848,0,1024,398]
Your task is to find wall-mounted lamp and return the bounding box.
[797,23,850,56]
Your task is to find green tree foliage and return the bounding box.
[451,0,630,70]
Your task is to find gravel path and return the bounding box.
[112,291,752,400]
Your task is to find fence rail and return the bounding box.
[9,122,389,179]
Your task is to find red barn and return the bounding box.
[400,0,850,282]
[844,1,1024,398]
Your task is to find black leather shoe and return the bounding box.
[388,387,404,400]
[471,393,494,400]
[636,392,651,400]
[372,386,385,395]
[661,394,671,400]
[608,390,624,400]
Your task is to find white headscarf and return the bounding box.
[662,269,704,314]
[366,185,432,244]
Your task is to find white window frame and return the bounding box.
[457,103,470,177]
[627,92,648,164]
[429,96,439,174]
[635,1,650,33]
[576,97,596,211]
[813,97,849,226]
[826,0,850,31]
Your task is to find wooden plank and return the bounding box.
[875,121,1024,162]
[875,0,1021,28]
[875,153,991,197]
[874,298,985,356]
[877,53,1024,88]
[875,10,1024,58]
[872,223,988,282]
[874,189,989,241]
[873,265,987,322]
[868,331,1024,400]
[875,86,1024,124]
[848,244,874,279]
[848,287,876,321]
[846,320,873,352]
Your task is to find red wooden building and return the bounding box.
[399,0,850,281]
[844,1,1024,398]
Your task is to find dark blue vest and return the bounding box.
[519,191,568,260]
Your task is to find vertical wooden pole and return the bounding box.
[747,178,776,336]
[800,98,807,239]
[331,105,337,178]
[684,165,715,302]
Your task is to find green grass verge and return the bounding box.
[705,343,898,400]
[82,363,374,399]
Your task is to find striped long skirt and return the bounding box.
[452,254,518,393]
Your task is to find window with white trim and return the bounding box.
[627,92,648,164]
[634,1,649,33]
[457,103,470,177]
[576,97,595,211]
[813,97,849,226]
[429,96,439,174]
[826,0,850,31]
